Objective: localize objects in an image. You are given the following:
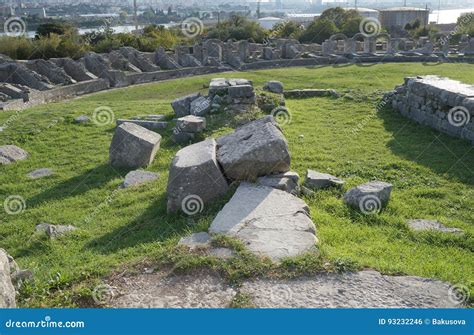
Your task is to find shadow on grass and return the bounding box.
[84,184,240,255]
[84,194,186,254]
[27,164,124,208]
[378,107,474,186]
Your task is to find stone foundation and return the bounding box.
[386,76,474,144]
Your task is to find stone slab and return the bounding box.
[209,183,317,261]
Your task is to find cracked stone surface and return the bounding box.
[304,170,344,189]
[121,170,159,188]
[108,269,460,308]
[27,168,54,179]
[0,145,28,165]
[209,183,317,261]
[111,271,235,308]
[241,270,460,308]
[408,219,464,234]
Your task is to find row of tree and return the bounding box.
[1,8,472,60]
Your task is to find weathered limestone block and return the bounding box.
[51,58,97,82]
[0,249,16,308]
[119,47,161,72]
[178,53,202,67]
[83,52,113,81]
[257,171,299,194]
[25,59,76,85]
[209,78,229,97]
[0,83,28,100]
[171,93,201,117]
[116,119,168,131]
[27,168,53,179]
[304,170,344,189]
[228,85,254,99]
[190,96,211,116]
[36,223,77,239]
[176,115,206,133]
[171,130,195,144]
[155,47,181,70]
[263,81,284,94]
[178,232,211,250]
[109,122,162,169]
[107,51,142,72]
[343,181,393,213]
[0,62,53,91]
[0,145,28,165]
[209,183,317,261]
[216,116,291,180]
[408,219,463,234]
[121,170,159,188]
[166,139,229,213]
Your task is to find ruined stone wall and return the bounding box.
[387,76,474,144]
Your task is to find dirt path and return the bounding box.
[106,269,461,308]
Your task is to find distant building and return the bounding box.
[287,13,320,27]
[379,7,429,28]
[346,7,379,19]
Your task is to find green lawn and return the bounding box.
[0,63,473,307]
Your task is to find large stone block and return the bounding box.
[167,139,229,213]
[25,59,75,85]
[176,115,206,133]
[0,62,53,91]
[228,85,254,99]
[190,96,211,116]
[0,145,28,165]
[119,47,161,72]
[109,122,162,169]
[171,93,201,117]
[343,181,393,214]
[0,249,16,308]
[209,183,317,261]
[216,116,291,180]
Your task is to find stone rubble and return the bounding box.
[0,145,29,165]
[109,122,162,169]
[304,170,344,190]
[408,219,464,234]
[121,170,159,189]
[27,168,54,179]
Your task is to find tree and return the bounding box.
[206,15,269,43]
[271,21,303,39]
[299,18,338,44]
[319,7,362,31]
[36,21,77,38]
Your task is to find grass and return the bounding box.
[0,63,473,307]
